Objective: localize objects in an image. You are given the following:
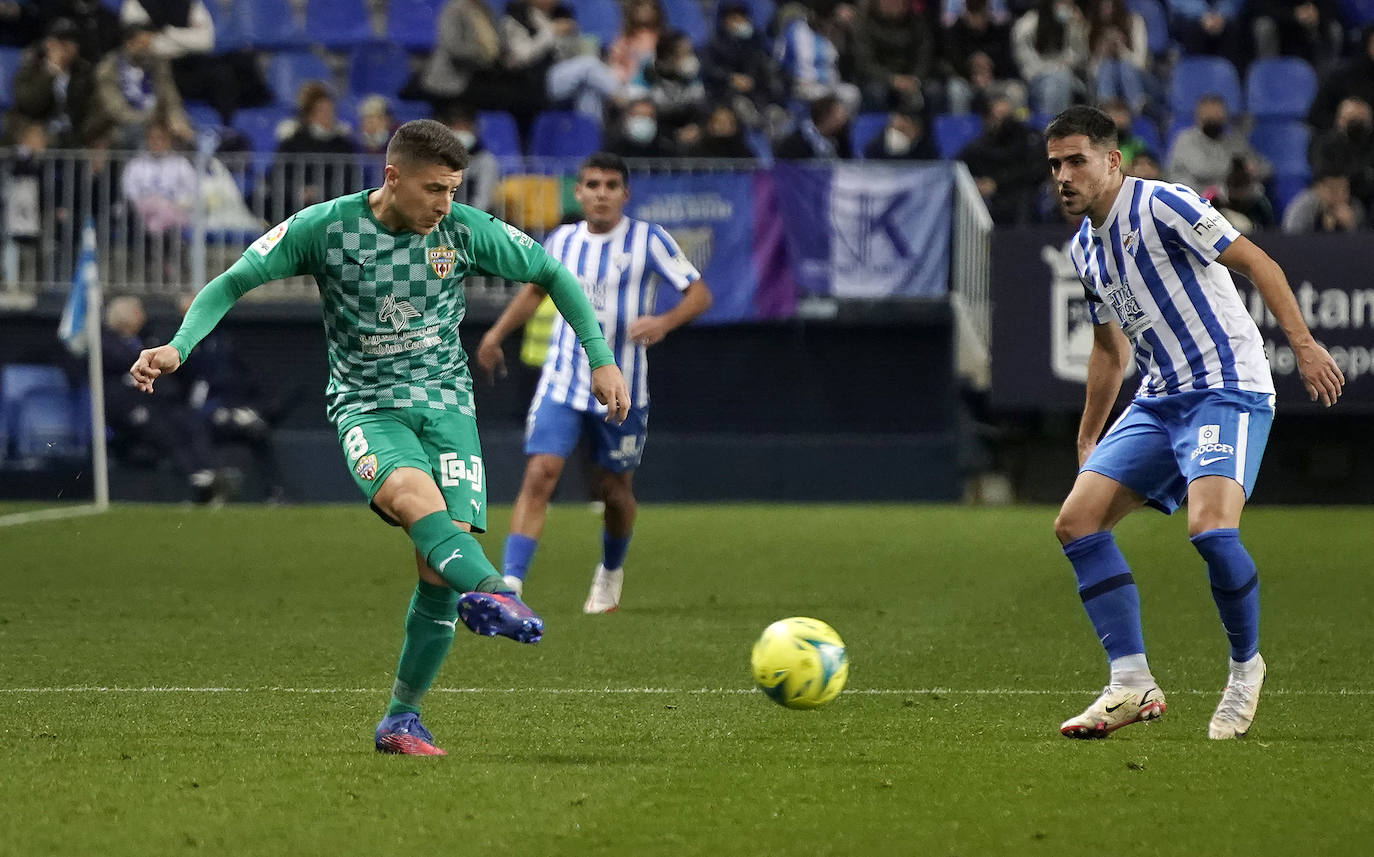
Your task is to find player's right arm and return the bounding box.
[131,216,314,393]
[1077,322,1131,467]
[474,282,548,382]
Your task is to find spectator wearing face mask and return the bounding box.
[357,96,397,156]
[702,2,784,130]
[605,97,678,158]
[863,110,938,160]
[775,93,854,160]
[645,30,708,147]
[1282,168,1367,233]
[1309,96,1374,211]
[957,92,1045,225]
[1166,94,1271,199]
[440,103,500,212]
[263,81,360,222]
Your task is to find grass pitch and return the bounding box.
[2,503,1372,856]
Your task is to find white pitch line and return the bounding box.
[0,504,107,528]
[0,686,1370,696]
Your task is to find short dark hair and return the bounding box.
[386,119,470,170]
[578,152,629,185]
[1044,105,1118,148]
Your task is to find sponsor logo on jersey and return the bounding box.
[250,219,291,256]
[504,223,534,248]
[1192,209,1227,240]
[354,453,378,480]
[378,295,422,331]
[427,246,456,278]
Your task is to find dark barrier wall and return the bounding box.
[990,228,1374,413]
[0,301,961,503]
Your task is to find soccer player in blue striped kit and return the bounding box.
[1044,106,1346,739]
[477,153,713,612]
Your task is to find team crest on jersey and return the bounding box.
[1123,229,1140,256]
[354,453,378,481]
[427,246,456,278]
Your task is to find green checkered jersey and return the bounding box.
[171,190,612,425]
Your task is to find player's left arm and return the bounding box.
[630,225,712,346]
[1217,237,1345,407]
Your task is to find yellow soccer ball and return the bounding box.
[750,617,849,709]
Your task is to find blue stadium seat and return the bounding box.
[741,0,777,30]
[0,47,22,111]
[849,112,889,159]
[387,0,444,51]
[349,42,414,98]
[14,389,83,459]
[245,0,309,48]
[1131,115,1163,155]
[1126,0,1170,55]
[1245,57,1317,121]
[393,100,432,124]
[1341,0,1374,26]
[528,110,602,158]
[932,113,982,159]
[1250,119,1311,178]
[233,104,294,153]
[305,0,377,49]
[264,51,335,106]
[2,364,69,449]
[1272,173,1310,215]
[478,110,521,158]
[569,0,622,50]
[205,0,252,50]
[662,0,709,45]
[1169,55,1242,119]
[186,103,224,132]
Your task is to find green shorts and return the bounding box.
[336,407,488,532]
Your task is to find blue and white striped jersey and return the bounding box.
[1070,176,1274,397]
[536,216,700,412]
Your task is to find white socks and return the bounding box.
[1109,653,1155,687]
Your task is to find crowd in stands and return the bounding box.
[2,0,1373,231]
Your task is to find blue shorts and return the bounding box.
[1082,389,1275,514]
[524,395,649,474]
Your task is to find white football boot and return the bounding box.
[499,575,524,597]
[1208,654,1266,740]
[582,564,623,614]
[1060,684,1167,739]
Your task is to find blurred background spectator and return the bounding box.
[864,109,938,159]
[1011,0,1089,115]
[776,92,853,159]
[1282,167,1366,232]
[90,21,191,149]
[958,92,1045,225]
[1309,95,1374,210]
[4,18,96,146]
[1167,93,1271,198]
[440,103,500,211]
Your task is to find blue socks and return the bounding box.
[502,533,538,581]
[602,530,631,570]
[1063,532,1146,661]
[1191,528,1260,662]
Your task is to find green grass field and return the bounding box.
[2,503,1372,856]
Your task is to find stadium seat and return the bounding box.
[13,389,83,459]
[1341,0,1374,26]
[569,0,622,50]
[849,112,889,159]
[387,0,444,51]
[304,0,377,50]
[2,364,69,447]
[204,0,252,50]
[745,128,772,163]
[349,43,414,98]
[393,100,432,124]
[264,51,335,106]
[244,0,309,48]
[1169,55,1242,120]
[741,0,777,29]
[662,0,710,45]
[233,104,294,153]
[478,110,522,158]
[1245,57,1317,121]
[1126,0,1170,56]
[1250,119,1311,178]
[932,113,983,159]
[1271,173,1310,215]
[186,103,224,132]
[528,110,602,158]
[0,47,22,111]
[1131,115,1163,155]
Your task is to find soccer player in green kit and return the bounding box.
[129,120,630,756]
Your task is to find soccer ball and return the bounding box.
[750,617,849,709]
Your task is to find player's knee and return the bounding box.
[1053,507,1093,545]
[521,458,563,497]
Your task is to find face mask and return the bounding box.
[1200,120,1225,140]
[626,115,657,144]
[729,21,753,39]
[1054,4,1071,22]
[453,129,477,150]
[308,123,333,140]
[677,56,700,78]
[884,127,911,154]
[1345,120,1372,141]
[363,128,390,148]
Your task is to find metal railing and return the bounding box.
[950,161,993,390]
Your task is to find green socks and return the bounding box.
[387,581,459,717]
[408,511,504,592]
